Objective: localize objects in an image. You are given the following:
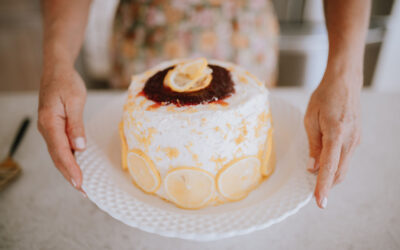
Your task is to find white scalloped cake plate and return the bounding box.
[76,94,316,241]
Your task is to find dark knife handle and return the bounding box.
[8,117,31,157]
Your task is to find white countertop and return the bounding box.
[0,89,399,250]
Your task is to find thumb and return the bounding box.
[65,97,86,151]
[304,110,322,171]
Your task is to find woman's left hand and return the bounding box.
[304,63,362,209]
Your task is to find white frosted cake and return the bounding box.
[120,58,275,209]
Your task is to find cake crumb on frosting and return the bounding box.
[235,119,249,144]
[239,75,249,84]
[255,111,271,137]
[210,156,227,169]
[161,147,180,159]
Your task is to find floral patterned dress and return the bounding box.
[111,0,279,88]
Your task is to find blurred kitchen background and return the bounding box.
[1,0,399,91]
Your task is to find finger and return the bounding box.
[333,147,350,185]
[39,111,84,191]
[65,96,86,152]
[333,136,358,185]
[48,126,84,191]
[314,136,342,209]
[307,161,320,174]
[304,109,322,171]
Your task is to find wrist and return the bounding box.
[43,40,76,69]
[326,53,363,86]
[321,57,363,93]
[327,44,364,73]
[41,56,77,87]
[42,45,75,75]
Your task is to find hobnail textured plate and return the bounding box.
[76,94,315,241]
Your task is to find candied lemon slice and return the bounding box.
[119,121,128,170]
[164,167,215,209]
[185,67,212,92]
[261,130,276,177]
[165,69,194,92]
[165,58,212,92]
[217,156,261,201]
[127,149,161,193]
[178,58,208,79]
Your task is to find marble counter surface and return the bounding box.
[0,89,399,250]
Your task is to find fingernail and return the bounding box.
[81,191,87,198]
[71,179,77,188]
[75,137,86,150]
[307,157,315,171]
[320,197,328,209]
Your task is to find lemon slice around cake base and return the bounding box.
[164,167,215,209]
[127,149,161,193]
[119,122,128,171]
[261,129,276,177]
[217,156,262,201]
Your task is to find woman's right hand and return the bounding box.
[38,63,87,194]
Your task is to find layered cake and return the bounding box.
[119,58,275,209]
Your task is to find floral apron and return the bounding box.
[111,0,279,88]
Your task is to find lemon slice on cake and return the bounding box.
[164,58,212,92]
[127,149,161,193]
[186,68,212,92]
[217,156,262,201]
[164,167,215,209]
[261,129,276,177]
[178,57,207,80]
[119,122,128,170]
